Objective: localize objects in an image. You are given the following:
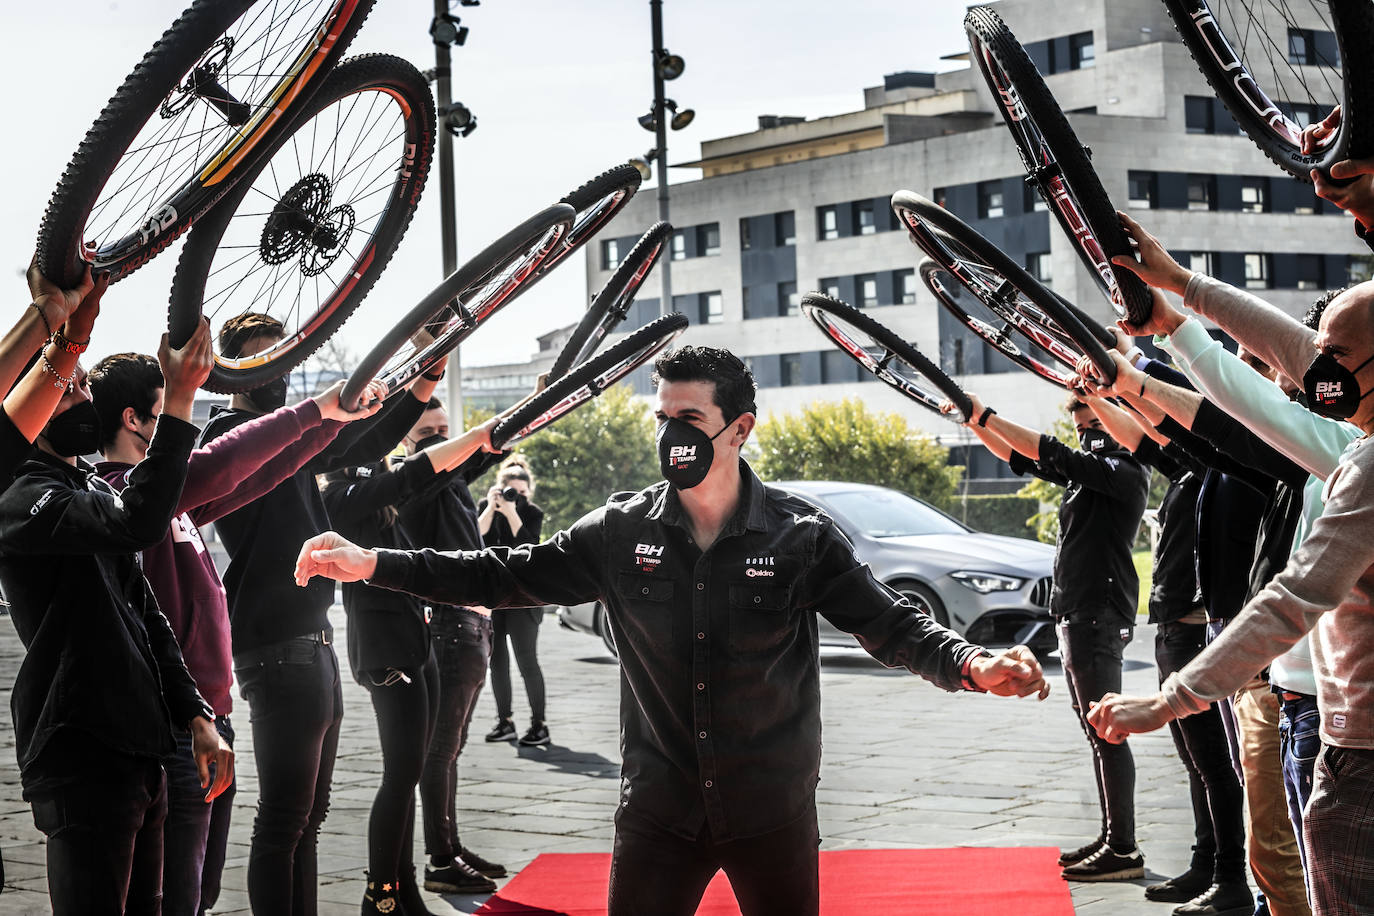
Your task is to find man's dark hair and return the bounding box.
[88,353,163,450]
[1064,394,1090,414]
[219,312,285,359]
[1304,286,1347,331]
[424,396,444,411]
[651,346,757,420]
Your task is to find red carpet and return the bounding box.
[475,847,1074,915]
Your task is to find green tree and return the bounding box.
[470,384,659,532]
[752,398,961,508]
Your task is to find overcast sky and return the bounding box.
[5,1,971,371]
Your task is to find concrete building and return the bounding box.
[584,0,1364,484]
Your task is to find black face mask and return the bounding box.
[657,416,736,490]
[1078,429,1112,453]
[246,374,290,413]
[1302,351,1374,420]
[45,399,101,458]
[410,433,446,453]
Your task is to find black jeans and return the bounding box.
[234,633,343,916]
[29,752,167,915]
[490,605,546,724]
[361,649,440,883]
[608,806,820,916]
[1155,622,1247,882]
[420,607,492,861]
[162,715,236,916]
[1057,617,1136,850]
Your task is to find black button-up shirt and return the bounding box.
[370,461,983,840]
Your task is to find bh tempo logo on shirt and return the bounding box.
[667,444,698,468]
[635,542,664,570]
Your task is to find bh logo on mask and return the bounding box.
[1315,380,1343,403]
[668,444,697,467]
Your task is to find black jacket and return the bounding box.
[368,461,984,841]
[1137,444,1204,624]
[477,497,544,549]
[200,393,425,653]
[1010,434,1149,626]
[0,417,211,793]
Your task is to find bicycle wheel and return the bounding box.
[800,292,973,422]
[919,259,1076,389]
[1162,0,1374,180]
[491,312,688,449]
[965,6,1152,325]
[340,203,576,410]
[892,190,1116,383]
[548,221,671,382]
[168,53,435,393]
[37,0,373,288]
[528,164,643,285]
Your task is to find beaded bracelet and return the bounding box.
[40,350,74,391]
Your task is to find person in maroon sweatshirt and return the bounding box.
[89,355,383,916]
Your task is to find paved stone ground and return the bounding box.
[0,607,1219,915]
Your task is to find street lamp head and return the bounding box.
[663,99,694,131]
[429,13,469,46]
[441,102,477,138]
[630,148,660,180]
[638,110,657,132]
[656,51,686,81]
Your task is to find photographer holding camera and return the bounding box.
[479,456,548,747]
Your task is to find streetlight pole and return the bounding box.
[649,0,672,318]
[433,0,463,425]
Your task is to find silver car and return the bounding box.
[556,480,1056,657]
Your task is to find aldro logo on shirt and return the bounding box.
[745,556,775,577]
[635,542,664,570]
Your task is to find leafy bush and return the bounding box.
[952,494,1041,539]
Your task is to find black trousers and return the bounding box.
[608,807,820,916]
[29,752,167,915]
[1058,617,1136,850]
[490,606,546,725]
[1155,621,1247,882]
[361,648,440,883]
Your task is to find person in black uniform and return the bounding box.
[296,345,1051,916]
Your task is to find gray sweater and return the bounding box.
[1163,275,1374,748]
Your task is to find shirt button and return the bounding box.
[641,586,649,595]
[704,780,713,788]
[696,582,704,591]
[697,632,705,640]
[697,683,705,690]
[699,731,707,739]
[753,596,761,604]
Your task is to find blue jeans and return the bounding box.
[420,607,492,861]
[1278,691,1320,875]
[234,633,343,916]
[162,716,236,916]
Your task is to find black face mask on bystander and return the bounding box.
[44,400,101,457]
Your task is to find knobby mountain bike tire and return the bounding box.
[518,164,642,293]
[800,291,973,422]
[892,190,1117,384]
[37,0,373,288]
[1161,0,1374,180]
[966,6,1152,325]
[339,203,576,411]
[548,221,671,382]
[491,312,689,449]
[168,53,435,393]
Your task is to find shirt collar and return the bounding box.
[647,459,768,535]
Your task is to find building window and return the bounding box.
[1282,101,1322,129]
[818,206,839,240]
[1244,253,1272,289]
[855,200,876,235]
[778,281,799,316]
[1127,171,1157,209]
[1240,177,1269,213]
[1182,251,1214,276]
[1185,95,1213,134]
[601,238,621,270]
[1293,179,1318,215]
[671,231,686,260]
[1070,31,1095,69]
[780,353,803,387]
[1350,255,1374,285]
[1023,183,1048,213]
[775,211,796,246]
[697,223,720,257]
[741,286,756,319]
[858,273,878,308]
[978,180,1005,219]
[703,291,723,324]
[820,276,840,299]
[952,338,966,376]
[1295,254,1324,290]
[1288,28,1316,66]
[739,218,752,251]
[933,187,949,209]
[894,268,916,304]
[1026,252,1052,285]
[1187,174,1215,211]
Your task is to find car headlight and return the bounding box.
[950,571,1025,594]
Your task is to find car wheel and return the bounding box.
[595,602,618,659]
[891,580,950,629]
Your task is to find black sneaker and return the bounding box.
[1058,839,1105,867]
[1061,845,1145,881]
[423,859,497,894]
[1172,882,1254,916]
[457,845,507,879]
[1146,867,1213,903]
[518,723,550,747]
[484,718,516,742]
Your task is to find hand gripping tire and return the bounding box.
[801,292,974,422]
[167,53,435,393]
[965,6,1152,325]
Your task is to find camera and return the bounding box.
[500,486,523,504]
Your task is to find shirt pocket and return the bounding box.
[616,571,675,650]
[728,582,793,655]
